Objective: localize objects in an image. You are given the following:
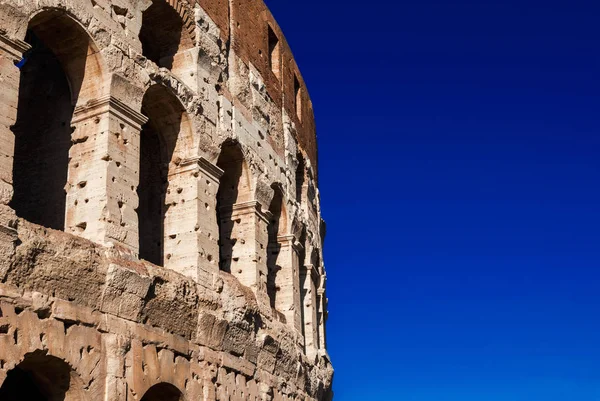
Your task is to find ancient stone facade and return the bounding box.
[0,1,332,400]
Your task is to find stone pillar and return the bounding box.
[220,201,271,312]
[0,34,30,210]
[272,235,302,333]
[317,276,328,351]
[301,263,319,358]
[164,157,223,286]
[103,333,128,401]
[68,96,148,252]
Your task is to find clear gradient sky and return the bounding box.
[264,1,600,400]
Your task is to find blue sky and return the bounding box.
[264,1,600,400]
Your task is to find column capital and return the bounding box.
[223,200,272,223]
[0,34,31,61]
[277,234,296,246]
[178,157,224,182]
[304,263,315,271]
[303,263,321,285]
[72,95,149,129]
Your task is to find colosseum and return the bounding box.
[0,0,333,400]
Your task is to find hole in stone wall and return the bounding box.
[63,320,76,335]
[36,308,51,320]
[268,25,280,80]
[294,74,302,121]
[139,0,194,70]
[0,324,9,334]
[296,153,306,204]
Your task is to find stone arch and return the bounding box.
[267,183,288,313]
[9,8,108,230]
[124,342,195,401]
[24,8,109,106]
[0,351,86,401]
[147,70,201,122]
[310,247,321,269]
[268,183,288,238]
[138,83,195,267]
[305,164,319,218]
[140,0,196,71]
[216,140,254,273]
[295,152,306,205]
[141,382,184,401]
[299,225,319,355]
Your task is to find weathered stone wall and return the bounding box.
[0,0,331,399]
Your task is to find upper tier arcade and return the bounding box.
[0,0,332,400]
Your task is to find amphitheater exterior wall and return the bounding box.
[0,0,332,399]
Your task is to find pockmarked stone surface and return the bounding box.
[0,0,332,400]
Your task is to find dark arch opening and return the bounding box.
[139,0,193,70]
[141,383,183,401]
[267,185,286,310]
[295,153,306,204]
[312,248,323,349]
[298,227,311,349]
[216,142,249,273]
[138,85,186,266]
[0,352,74,401]
[9,12,94,230]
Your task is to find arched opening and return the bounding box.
[267,185,287,311]
[141,383,183,401]
[10,11,104,230]
[295,153,306,204]
[216,141,252,273]
[139,0,194,70]
[306,168,319,219]
[0,352,81,401]
[298,227,315,352]
[310,249,321,273]
[138,85,192,266]
[311,248,322,349]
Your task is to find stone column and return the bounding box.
[164,157,223,286]
[301,263,319,358]
[220,200,271,312]
[103,333,128,401]
[273,235,302,333]
[317,275,328,351]
[68,96,148,252]
[0,34,30,211]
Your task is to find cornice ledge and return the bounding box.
[73,95,149,128]
[180,157,225,181]
[0,34,31,60]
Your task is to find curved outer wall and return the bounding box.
[0,1,332,401]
